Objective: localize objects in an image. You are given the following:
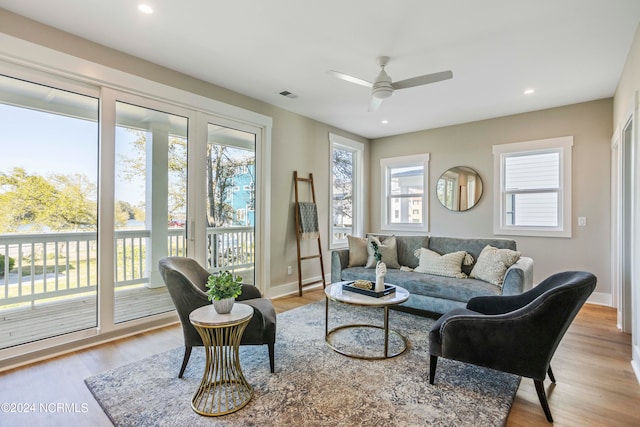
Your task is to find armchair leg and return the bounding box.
[268,342,275,373]
[534,379,554,423]
[178,346,192,379]
[547,366,556,383]
[429,355,438,385]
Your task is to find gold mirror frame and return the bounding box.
[436,166,483,211]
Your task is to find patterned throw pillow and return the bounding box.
[470,245,521,287]
[347,235,368,267]
[413,248,469,279]
[365,235,401,269]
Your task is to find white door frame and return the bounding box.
[188,113,270,295]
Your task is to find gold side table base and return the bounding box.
[191,312,253,416]
[325,324,409,360]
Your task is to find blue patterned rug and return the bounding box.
[85,300,520,426]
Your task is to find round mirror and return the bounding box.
[436,166,483,211]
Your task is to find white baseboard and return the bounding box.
[587,291,612,307]
[267,275,329,299]
[632,344,640,385]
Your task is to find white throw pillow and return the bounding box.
[346,235,368,267]
[365,235,401,269]
[413,248,469,279]
[470,245,521,287]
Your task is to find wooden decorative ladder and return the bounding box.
[293,171,326,296]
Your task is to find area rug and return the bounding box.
[85,300,520,426]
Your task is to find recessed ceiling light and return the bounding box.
[381,120,389,125]
[138,4,154,14]
[524,89,535,95]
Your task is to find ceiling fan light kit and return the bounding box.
[330,56,453,111]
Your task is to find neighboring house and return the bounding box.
[228,163,255,227]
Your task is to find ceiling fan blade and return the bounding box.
[328,70,373,88]
[368,96,384,112]
[392,70,453,90]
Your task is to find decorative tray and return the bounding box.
[342,281,396,298]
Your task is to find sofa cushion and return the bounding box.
[470,245,521,287]
[428,236,517,276]
[389,234,429,268]
[346,235,368,267]
[340,268,501,303]
[365,235,400,269]
[413,248,469,279]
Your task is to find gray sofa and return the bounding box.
[331,235,534,317]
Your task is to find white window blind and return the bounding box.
[493,136,573,237]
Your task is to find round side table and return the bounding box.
[189,303,253,416]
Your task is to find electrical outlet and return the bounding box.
[287,266,292,275]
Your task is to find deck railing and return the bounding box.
[0,226,254,308]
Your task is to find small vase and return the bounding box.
[213,297,235,314]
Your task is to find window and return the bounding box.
[381,154,430,232]
[329,133,364,248]
[493,136,573,237]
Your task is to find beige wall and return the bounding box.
[614,24,640,128]
[371,99,613,295]
[0,9,369,295]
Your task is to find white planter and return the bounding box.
[213,297,235,314]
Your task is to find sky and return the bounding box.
[0,103,144,205]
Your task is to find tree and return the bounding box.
[332,149,353,226]
[118,130,187,222]
[0,167,97,233]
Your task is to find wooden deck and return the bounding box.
[0,286,175,350]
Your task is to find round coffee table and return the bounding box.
[324,281,410,360]
[189,303,254,416]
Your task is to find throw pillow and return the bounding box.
[413,248,469,278]
[346,235,368,267]
[470,245,521,287]
[365,235,401,269]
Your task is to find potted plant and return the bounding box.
[206,271,243,314]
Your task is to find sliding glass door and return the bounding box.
[113,101,188,323]
[0,62,269,361]
[0,74,99,349]
[205,123,256,285]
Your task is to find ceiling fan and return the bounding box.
[329,56,453,112]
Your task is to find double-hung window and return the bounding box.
[380,153,430,232]
[329,133,364,248]
[493,136,573,237]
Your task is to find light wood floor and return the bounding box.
[0,288,638,426]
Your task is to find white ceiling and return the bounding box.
[1,0,639,139]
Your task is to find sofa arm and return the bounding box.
[331,249,350,283]
[501,256,534,295]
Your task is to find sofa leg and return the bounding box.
[268,342,275,373]
[178,346,192,378]
[429,355,438,384]
[534,379,553,423]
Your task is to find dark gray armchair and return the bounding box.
[429,271,596,423]
[158,256,276,377]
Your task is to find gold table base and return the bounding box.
[191,318,253,416]
[325,322,409,360]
